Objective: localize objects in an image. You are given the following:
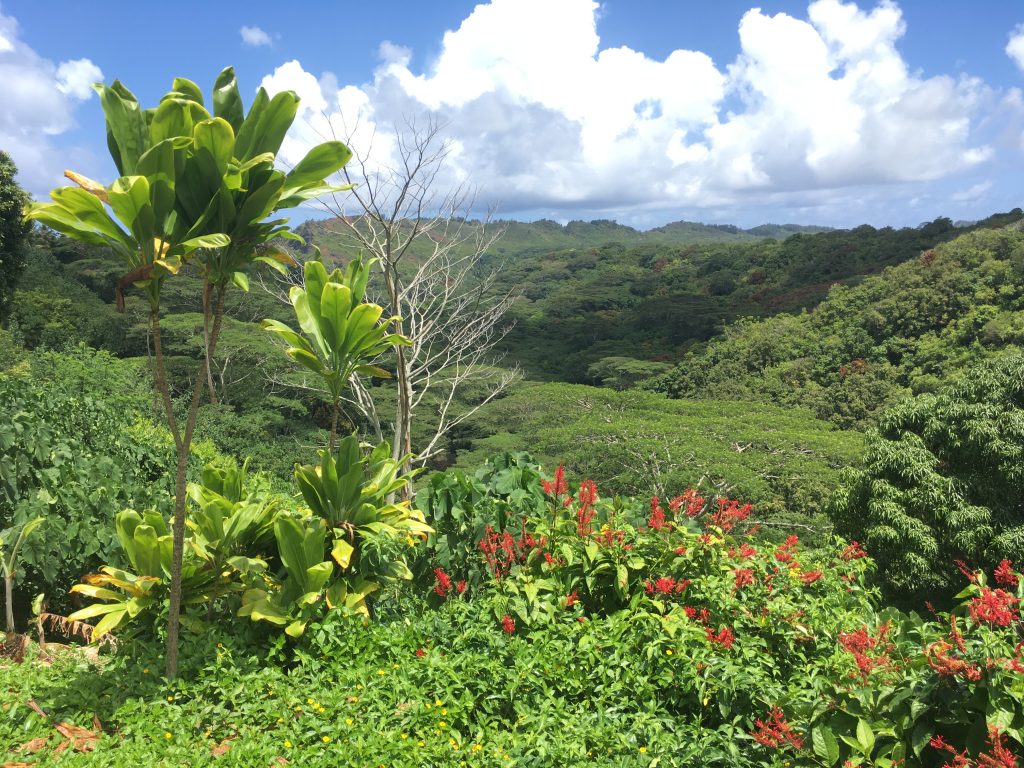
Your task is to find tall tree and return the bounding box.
[25,68,351,677]
[0,151,31,325]
[319,117,518,475]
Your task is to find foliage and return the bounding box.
[830,352,1024,604]
[0,150,31,324]
[1,515,44,632]
[457,381,863,534]
[652,225,1024,428]
[0,359,174,616]
[5,465,1024,766]
[241,435,431,634]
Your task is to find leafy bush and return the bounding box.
[831,352,1024,604]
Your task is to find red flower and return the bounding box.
[542,464,569,497]
[433,567,453,598]
[925,640,982,682]
[979,727,1020,768]
[565,591,578,608]
[645,576,689,596]
[838,623,894,681]
[576,479,598,536]
[751,706,804,750]
[800,570,823,585]
[968,588,1019,628]
[995,560,1018,588]
[648,496,667,531]
[500,614,515,634]
[415,648,426,657]
[709,497,753,532]
[839,541,867,560]
[733,567,755,592]
[706,626,735,649]
[955,559,979,584]
[456,580,467,594]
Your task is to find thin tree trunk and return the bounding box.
[4,574,13,635]
[330,396,339,453]
[202,282,218,405]
[164,285,226,679]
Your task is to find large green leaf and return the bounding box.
[193,118,235,179]
[282,142,352,195]
[94,81,149,175]
[212,67,245,133]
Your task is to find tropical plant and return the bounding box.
[0,516,45,635]
[0,150,31,324]
[241,434,432,634]
[262,256,409,450]
[24,67,352,676]
[830,352,1024,604]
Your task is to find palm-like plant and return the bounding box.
[25,68,352,677]
[262,256,409,449]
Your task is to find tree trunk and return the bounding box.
[4,574,13,635]
[385,271,414,501]
[329,396,339,453]
[202,282,218,405]
[164,285,226,679]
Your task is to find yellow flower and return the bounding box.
[472,744,483,752]
[322,736,331,743]
[393,663,401,669]
[418,741,426,748]
[356,684,364,690]
[346,718,354,726]
[307,698,314,705]
[143,668,149,674]
[166,696,174,702]
[441,708,447,716]
[665,649,673,656]
[377,669,387,676]
[439,721,447,728]
[401,733,409,740]
[295,706,302,712]
[639,746,647,753]
[284,740,292,748]
[435,699,443,707]
[164,732,172,740]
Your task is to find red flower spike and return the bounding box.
[995,559,1018,588]
[751,707,803,751]
[500,614,516,634]
[968,588,1019,628]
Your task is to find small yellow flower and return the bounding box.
[307,698,314,705]
[377,669,387,676]
[435,699,443,707]
[441,708,447,716]
[472,744,483,752]
[164,732,172,740]
[639,746,647,753]
[166,696,174,702]
[346,718,353,726]
[143,668,149,674]
[401,733,409,740]
[322,736,331,743]
[665,649,673,656]
[393,663,400,669]
[356,684,364,690]
[295,706,302,712]
[439,721,447,728]
[418,740,426,748]
[284,740,292,748]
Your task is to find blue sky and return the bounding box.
[1,0,1023,229]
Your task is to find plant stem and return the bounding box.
[164,284,226,679]
[4,573,13,635]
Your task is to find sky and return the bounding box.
[1,0,1023,230]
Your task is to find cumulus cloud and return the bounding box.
[0,10,102,194]
[262,0,1000,220]
[240,25,272,47]
[1008,24,1024,72]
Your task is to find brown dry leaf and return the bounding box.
[273,758,289,766]
[211,738,234,756]
[2,762,36,767]
[53,722,98,752]
[15,736,48,753]
[52,740,69,755]
[92,713,102,731]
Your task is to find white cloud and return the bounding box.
[56,58,103,100]
[951,180,992,202]
[262,0,1003,221]
[1008,24,1024,72]
[0,10,103,195]
[240,25,272,47]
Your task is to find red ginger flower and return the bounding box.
[751,707,803,750]
[415,648,426,657]
[500,614,515,634]
[648,496,667,531]
[433,567,453,598]
[968,587,1019,628]
[838,623,894,681]
[565,591,578,608]
[710,497,753,532]
[800,570,823,585]
[678,488,705,518]
[979,727,1020,768]
[542,464,569,497]
[995,559,1018,588]
[925,640,982,682]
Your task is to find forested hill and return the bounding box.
[648,223,1024,428]
[294,215,833,263]
[481,209,1024,381]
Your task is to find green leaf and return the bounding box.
[812,726,840,766]
[856,719,875,754]
[331,538,354,569]
[212,67,245,133]
[193,118,235,179]
[282,141,352,194]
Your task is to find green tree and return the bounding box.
[830,353,1024,603]
[25,68,351,677]
[0,151,31,324]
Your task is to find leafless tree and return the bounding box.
[277,115,520,471]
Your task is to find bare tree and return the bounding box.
[308,115,520,472]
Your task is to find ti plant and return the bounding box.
[262,256,410,450]
[240,434,432,636]
[25,67,353,677]
[68,460,279,641]
[1,517,45,636]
